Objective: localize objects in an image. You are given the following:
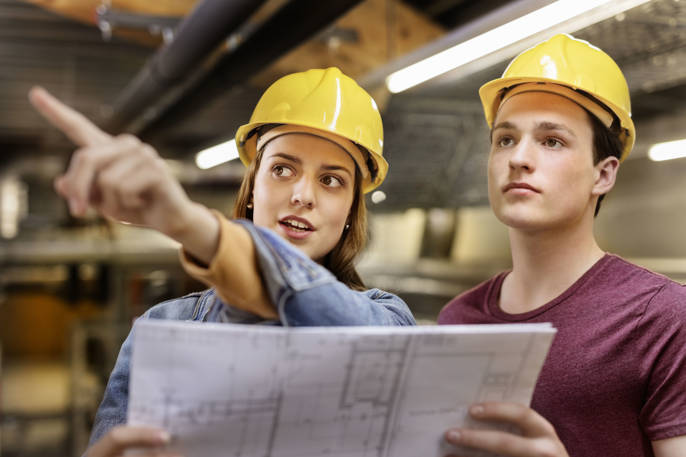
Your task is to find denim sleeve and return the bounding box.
[88,328,132,446]
[87,293,204,448]
[234,220,415,327]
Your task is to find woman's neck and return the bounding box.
[500,219,604,314]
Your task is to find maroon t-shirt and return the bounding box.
[438,254,686,457]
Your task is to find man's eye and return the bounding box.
[544,138,563,149]
[497,136,514,147]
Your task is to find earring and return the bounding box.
[345,223,350,230]
[246,202,253,209]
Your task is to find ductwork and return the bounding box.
[138,0,365,143]
[103,0,268,133]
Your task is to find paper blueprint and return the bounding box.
[128,320,556,457]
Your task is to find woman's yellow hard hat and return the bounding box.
[479,34,635,161]
[236,67,387,193]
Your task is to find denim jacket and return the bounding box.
[88,220,415,445]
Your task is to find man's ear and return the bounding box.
[592,156,620,196]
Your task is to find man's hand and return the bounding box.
[444,402,569,457]
[29,86,219,264]
[86,425,180,457]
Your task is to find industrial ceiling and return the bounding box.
[2,0,686,215]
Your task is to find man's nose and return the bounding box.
[509,137,536,172]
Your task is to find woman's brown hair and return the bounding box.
[232,142,369,291]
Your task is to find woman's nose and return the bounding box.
[290,176,315,208]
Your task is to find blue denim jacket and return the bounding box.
[88,220,415,445]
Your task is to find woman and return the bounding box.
[29,67,415,457]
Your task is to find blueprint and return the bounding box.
[128,320,556,457]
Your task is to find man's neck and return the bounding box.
[500,219,605,314]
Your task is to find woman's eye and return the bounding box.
[272,165,294,177]
[321,175,343,188]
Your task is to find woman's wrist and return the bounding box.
[167,202,220,266]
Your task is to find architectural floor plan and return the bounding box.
[128,321,555,457]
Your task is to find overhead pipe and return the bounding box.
[103,0,268,133]
[139,0,365,142]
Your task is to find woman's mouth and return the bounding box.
[279,217,315,239]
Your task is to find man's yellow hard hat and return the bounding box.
[236,67,387,193]
[479,34,635,161]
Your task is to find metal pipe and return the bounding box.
[139,0,365,142]
[104,0,267,133]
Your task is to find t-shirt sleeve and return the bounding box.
[638,281,686,440]
[179,210,277,319]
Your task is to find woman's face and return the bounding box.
[251,133,356,263]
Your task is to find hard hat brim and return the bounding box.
[236,121,388,193]
[479,76,635,161]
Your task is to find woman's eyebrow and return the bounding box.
[321,164,353,177]
[269,152,354,177]
[270,152,301,163]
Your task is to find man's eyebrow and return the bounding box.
[535,121,577,138]
[491,121,577,138]
[492,121,517,131]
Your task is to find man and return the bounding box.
[439,34,686,457]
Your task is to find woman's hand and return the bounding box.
[86,425,180,457]
[28,86,219,264]
[444,402,570,457]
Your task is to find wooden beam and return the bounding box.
[22,0,195,24]
[250,0,445,87]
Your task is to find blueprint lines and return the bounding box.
[128,321,555,457]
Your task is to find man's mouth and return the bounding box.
[503,182,540,193]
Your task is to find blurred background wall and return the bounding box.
[1,0,686,455]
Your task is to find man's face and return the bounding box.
[487,91,599,233]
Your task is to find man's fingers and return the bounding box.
[468,402,556,437]
[445,427,555,457]
[443,403,568,457]
[28,86,111,147]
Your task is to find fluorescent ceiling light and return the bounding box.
[386,0,652,93]
[648,139,686,162]
[195,139,239,169]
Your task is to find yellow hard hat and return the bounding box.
[235,67,387,193]
[479,33,635,161]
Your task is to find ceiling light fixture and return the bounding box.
[195,139,240,169]
[386,0,652,93]
[648,139,686,162]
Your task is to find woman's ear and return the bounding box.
[592,156,620,196]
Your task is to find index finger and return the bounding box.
[28,86,111,147]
